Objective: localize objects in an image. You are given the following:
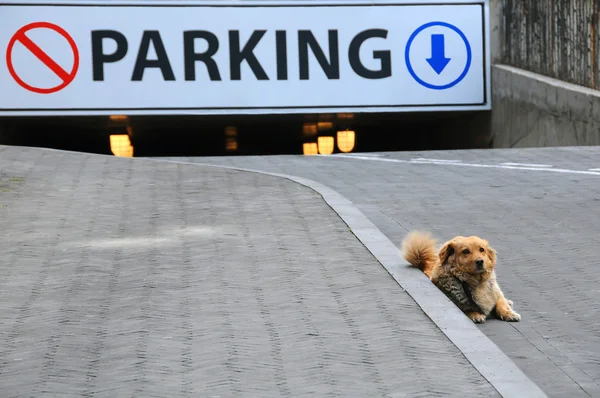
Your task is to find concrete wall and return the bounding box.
[492,64,600,148]
[490,0,600,148]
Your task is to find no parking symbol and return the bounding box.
[6,22,80,94]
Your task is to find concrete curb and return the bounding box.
[154,158,548,398]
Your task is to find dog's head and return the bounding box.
[438,235,497,277]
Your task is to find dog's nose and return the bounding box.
[475,259,484,269]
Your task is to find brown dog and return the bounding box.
[402,231,520,324]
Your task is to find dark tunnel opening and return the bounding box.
[0,111,492,157]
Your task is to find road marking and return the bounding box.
[330,154,600,176]
[500,162,553,168]
[411,157,460,163]
[589,168,600,172]
[342,153,384,157]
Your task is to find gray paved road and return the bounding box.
[176,146,600,398]
[0,146,499,397]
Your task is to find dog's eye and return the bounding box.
[462,249,470,255]
[479,247,485,252]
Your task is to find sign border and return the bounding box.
[0,0,491,115]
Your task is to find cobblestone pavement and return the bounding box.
[179,146,600,398]
[0,146,501,397]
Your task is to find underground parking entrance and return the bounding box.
[0,1,491,157]
[0,111,492,158]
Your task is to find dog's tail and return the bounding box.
[401,231,438,279]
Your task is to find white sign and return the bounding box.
[0,0,490,115]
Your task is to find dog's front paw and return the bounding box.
[467,311,487,324]
[500,311,521,322]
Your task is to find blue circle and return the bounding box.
[405,21,472,90]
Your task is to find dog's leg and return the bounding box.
[495,296,521,322]
[466,311,487,323]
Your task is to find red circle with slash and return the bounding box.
[6,22,80,94]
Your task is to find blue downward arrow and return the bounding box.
[426,34,451,74]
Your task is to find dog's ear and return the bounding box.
[439,240,455,265]
[487,245,497,265]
